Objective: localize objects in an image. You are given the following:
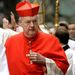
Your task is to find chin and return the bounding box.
[29,33,36,38]
[24,30,38,38]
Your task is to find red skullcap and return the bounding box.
[16,0,39,17]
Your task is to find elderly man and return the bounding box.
[5,1,69,75]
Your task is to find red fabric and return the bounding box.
[16,1,39,17]
[5,32,69,75]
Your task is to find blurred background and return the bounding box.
[0,0,75,27]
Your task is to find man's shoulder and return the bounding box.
[39,31,57,41]
[39,31,55,38]
[6,32,23,42]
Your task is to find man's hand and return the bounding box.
[26,50,46,66]
[10,12,17,30]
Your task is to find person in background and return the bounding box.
[0,28,9,75]
[0,12,18,75]
[10,12,23,32]
[5,1,69,75]
[0,27,17,75]
[2,12,23,33]
[59,21,75,50]
[68,23,75,41]
[68,24,75,50]
[0,11,23,75]
[2,18,10,29]
[55,26,75,75]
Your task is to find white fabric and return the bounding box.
[0,28,17,75]
[65,48,75,75]
[73,50,75,75]
[44,48,75,75]
[0,28,17,44]
[0,43,9,75]
[0,28,9,75]
[68,39,75,50]
[45,58,63,75]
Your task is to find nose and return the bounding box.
[30,21,34,27]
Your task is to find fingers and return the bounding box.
[10,11,15,18]
[10,11,16,23]
[26,52,45,65]
[26,51,38,64]
[26,53,37,60]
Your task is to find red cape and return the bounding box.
[5,32,69,75]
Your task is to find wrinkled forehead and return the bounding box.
[19,15,38,21]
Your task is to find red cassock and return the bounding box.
[5,32,69,75]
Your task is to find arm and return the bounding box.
[26,51,63,75]
[0,43,9,75]
[26,34,69,74]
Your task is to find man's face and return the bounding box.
[68,24,75,39]
[19,16,39,38]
